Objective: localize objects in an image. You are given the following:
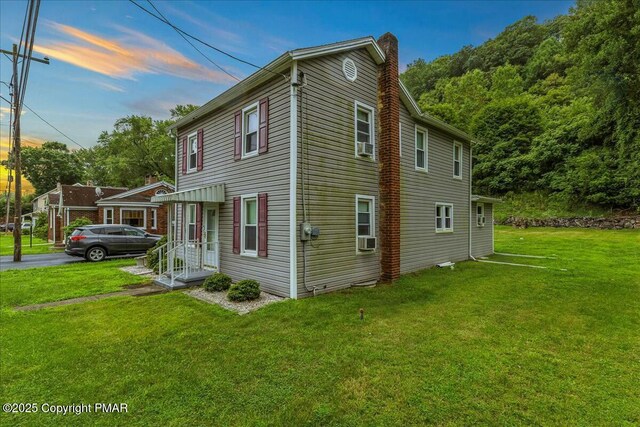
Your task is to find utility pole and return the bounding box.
[0,0,49,260]
[12,43,22,262]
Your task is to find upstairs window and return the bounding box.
[415,126,428,171]
[188,133,198,171]
[354,102,375,159]
[453,141,463,179]
[243,103,259,158]
[435,203,453,233]
[476,203,485,227]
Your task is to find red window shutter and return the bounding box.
[234,111,242,160]
[259,98,269,154]
[197,129,204,171]
[232,197,241,254]
[181,136,187,174]
[195,203,202,242]
[258,192,268,257]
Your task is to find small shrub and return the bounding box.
[33,212,48,240]
[227,280,261,302]
[146,235,167,273]
[203,273,232,292]
[63,216,92,236]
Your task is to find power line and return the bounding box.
[145,0,240,82]
[128,0,287,79]
[0,93,84,150]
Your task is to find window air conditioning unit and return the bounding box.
[358,237,377,251]
[358,142,374,157]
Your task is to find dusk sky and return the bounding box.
[1,0,573,159]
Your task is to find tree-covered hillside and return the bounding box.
[401,0,640,209]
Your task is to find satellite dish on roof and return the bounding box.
[95,187,103,197]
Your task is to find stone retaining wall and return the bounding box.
[499,216,640,229]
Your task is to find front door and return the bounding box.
[203,207,218,268]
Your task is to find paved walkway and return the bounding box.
[14,285,167,311]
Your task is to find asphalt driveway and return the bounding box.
[0,253,84,271]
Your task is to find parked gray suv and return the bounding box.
[65,225,162,262]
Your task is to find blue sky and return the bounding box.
[0,0,573,153]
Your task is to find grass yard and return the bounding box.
[0,233,61,256]
[0,227,638,425]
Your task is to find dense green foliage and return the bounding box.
[1,227,638,425]
[79,104,198,188]
[401,0,640,209]
[203,272,233,292]
[5,142,84,196]
[227,279,261,301]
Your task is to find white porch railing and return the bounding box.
[154,240,219,286]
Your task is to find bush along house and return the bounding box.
[152,33,499,297]
[45,179,174,244]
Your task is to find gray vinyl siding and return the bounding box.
[176,74,291,297]
[471,202,494,257]
[399,103,471,273]
[295,48,380,297]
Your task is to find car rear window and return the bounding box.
[70,229,84,236]
[88,228,105,235]
[104,227,124,235]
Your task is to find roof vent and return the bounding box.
[342,58,357,82]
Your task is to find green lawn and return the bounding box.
[493,191,614,222]
[0,259,148,311]
[0,227,638,425]
[0,233,61,256]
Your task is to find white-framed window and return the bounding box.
[121,209,146,228]
[354,101,375,159]
[415,125,428,172]
[186,204,196,241]
[155,189,167,196]
[187,132,198,171]
[151,208,158,230]
[241,194,258,256]
[399,122,402,157]
[356,194,375,235]
[242,103,259,158]
[453,141,463,179]
[435,203,453,233]
[476,203,485,227]
[104,208,114,225]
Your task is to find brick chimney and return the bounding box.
[377,32,401,282]
[145,175,159,185]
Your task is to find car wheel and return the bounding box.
[86,247,107,262]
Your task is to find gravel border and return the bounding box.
[187,287,284,315]
[120,266,157,278]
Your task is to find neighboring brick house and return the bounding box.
[45,180,174,243]
[152,33,499,296]
[95,180,174,234]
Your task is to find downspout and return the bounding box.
[172,129,178,243]
[469,143,476,261]
[289,61,299,299]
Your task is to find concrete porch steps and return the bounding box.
[153,270,214,290]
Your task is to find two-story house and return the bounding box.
[152,33,498,297]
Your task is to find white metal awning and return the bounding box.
[151,184,225,203]
[471,195,502,204]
